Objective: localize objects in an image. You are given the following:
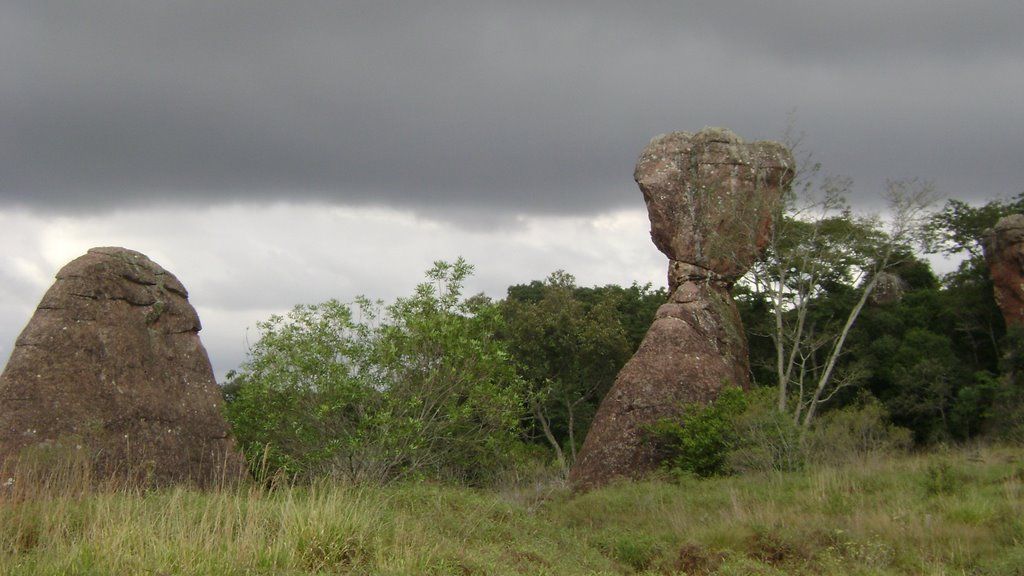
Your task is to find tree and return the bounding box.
[872,328,961,442]
[573,282,667,351]
[924,193,1024,263]
[224,259,527,485]
[359,259,526,483]
[500,272,636,475]
[746,167,938,427]
[923,193,1024,366]
[922,193,1024,440]
[223,299,375,480]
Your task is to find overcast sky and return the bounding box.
[3,1,1022,378]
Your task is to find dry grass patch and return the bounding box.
[2,445,1022,575]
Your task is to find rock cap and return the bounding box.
[635,127,793,280]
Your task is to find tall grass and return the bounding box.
[2,445,1022,575]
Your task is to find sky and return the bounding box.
[3,1,1022,379]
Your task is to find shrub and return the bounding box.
[651,387,914,478]
[727,387,806,474]
[921,460,964,496]
[807,397,913,466]
[648,387,749,478]
[225,259,527,485]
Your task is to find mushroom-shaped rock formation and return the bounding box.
[569,128,793,490]
[0,247,247,487]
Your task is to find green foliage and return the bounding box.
[727,387,806,474]
[500,272,649,471]
[919,193,1023,378]
[923,193,1024,261]
[806,397,913,465]
[648,388,749,478]
[922,460,964,496]
[224,262,660,485]
[742,166,940,431]
[224,299,372,479]
[738,191,1024,445]
[361,259,526,484]
[504,276,665,355]
[875,328,962,442]
[225,258,526,485]
[651,388,912,477]
[572,282,667,351]
[923,193,1023,364]
[842,201,1021,444]
[744,193,920,423]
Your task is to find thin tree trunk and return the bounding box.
[773,269,789,413]
[533,403,567,475]
[565,397,579,465]
[802,273,881,427]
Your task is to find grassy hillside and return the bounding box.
[2,446,1022,575]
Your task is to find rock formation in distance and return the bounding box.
[983,214,1024,327]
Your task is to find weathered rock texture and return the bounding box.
[869,271,909,306]
[0,247,246,486]
[983,214,1024,327]
[569,128,793,490]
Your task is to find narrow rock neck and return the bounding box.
[668,260,732,302]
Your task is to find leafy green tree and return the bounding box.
[505,278,665,353]
[924,193,1024,263]
[746,176,937,428]
[738,171,1024,443]
[923,193,1024,367]
[573,282,667,351]
[913,193,1024,438]
[500,272,637,474]
[224,299,374,480]
[877,328,962,442]
[225,259,527,485]
[359,259,526,483]
[842,267,1003,443]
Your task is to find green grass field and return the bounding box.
[2,445,1022,575]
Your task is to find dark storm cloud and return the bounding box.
[2,1,1022,218]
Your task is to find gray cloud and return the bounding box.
[2,1,1022,221]
[4,1,1021,377]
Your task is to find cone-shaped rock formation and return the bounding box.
[0,247,246,486]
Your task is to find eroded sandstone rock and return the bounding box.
[637,128,792,288]
[0,247,246,486]
[569,128,793,490]
[983,214,1024,327]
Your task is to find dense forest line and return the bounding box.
[221,191,1024,485]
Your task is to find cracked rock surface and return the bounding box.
[0,247,246,486]
[570,128,793,490]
